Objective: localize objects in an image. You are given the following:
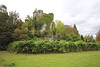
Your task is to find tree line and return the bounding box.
[0,4,100,51]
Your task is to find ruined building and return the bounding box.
[33,8,54,33]
[33,8,45,20]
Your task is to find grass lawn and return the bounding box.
[0,51,100,67]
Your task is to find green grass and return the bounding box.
[0,51,100,67]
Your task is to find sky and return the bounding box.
[0,0,100,37]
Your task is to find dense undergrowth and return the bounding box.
[8,40,100,53]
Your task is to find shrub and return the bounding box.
[8,40,100,53]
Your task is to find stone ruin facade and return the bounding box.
[33,8,54,33]
[33,8,44,20]
[33,8,55,40]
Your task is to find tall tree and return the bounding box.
[0,5,22,50]
[65,25,79,36]
[0,4,8,22]
[84,35,94,42]
[12,22,28,41]
[0,4,7,13]
[96,29,100,41]
[9,11,20,24]
[73,24,77,30]
[0,4,9,50]
[64,25,80,41]
[55,20,66,40]
[81,35,84,41]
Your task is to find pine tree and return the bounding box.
[81,35,84,41]
[73,24,77,30]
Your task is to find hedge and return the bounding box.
[8,40,100,53]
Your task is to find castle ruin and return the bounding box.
[33,8,54,33]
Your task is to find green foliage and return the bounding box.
[64,25,80,41]
[0,5,8,22]
[56,20,66,36]
[0,12,8,22]
[12,23,28,41]
[41,13,54,29]
[1,5,98,52]
[0,5,24,50]
[12,22,35,41]
[64,33,80,42]
[73,24,77,30]
[0,4,7,12]
[96,41,100,50]
[84,35,94,42]
[38,13,54,37]
[9,11,20,24]
[0,22,14,50]
[8,40,99,53]
[81,35,84,41]
[54,20,66,40]
[25,15,37,30]
[0,5,13,50]
[25,13,54,38]
[92,39,96,43]
[65,25,80,37]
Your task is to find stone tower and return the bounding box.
[33,8,38,17]
[33,8,43,19]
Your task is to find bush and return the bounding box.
[8,40,100,54]
[96,41,100,50]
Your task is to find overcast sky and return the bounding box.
[1,0,100,37]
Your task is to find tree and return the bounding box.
[81,35,84,41]
[73,24,77,30]
[65,25,80,37]
[0,5,15,50]
[64,25,80,41]
[25,15,38,38]
[96,29,100,41]
[25,12,54,38]
[12,22,35,41]
[12,22,29,41]
[38,13,54,38]
[55,20,66,40]
[9,11,20,24]
[0,4,7,13]
[0,21,15,50]
[0,4,8,22]
[0,5,24,50]
[84,35,94,42]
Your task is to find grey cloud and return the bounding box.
[61,0,100,37]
